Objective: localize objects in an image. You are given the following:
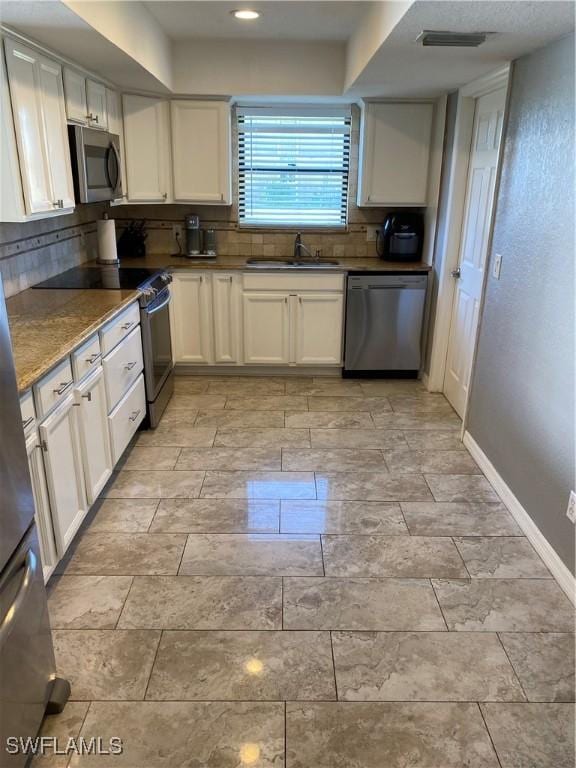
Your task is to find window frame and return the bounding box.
[236,105,352,231]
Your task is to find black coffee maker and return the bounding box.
[376,211,423,262]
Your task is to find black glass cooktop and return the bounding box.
[33,265,160,291]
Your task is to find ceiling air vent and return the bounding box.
[417,30,490,47]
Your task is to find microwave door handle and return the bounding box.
[106,143,121,194]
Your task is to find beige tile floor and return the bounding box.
[37,375,575,768]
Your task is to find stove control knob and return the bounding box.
[142,286,156,300]
[161,273,172,284]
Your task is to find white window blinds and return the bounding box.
[237,106,351,227]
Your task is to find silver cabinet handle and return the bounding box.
[129,409,141,422]
[86,353,101,364]
[125,361,137,370]
[94,114,99,123]
[86,113,95,121]
[22,416,34,430]
[53,381,72,396]
[162,192,168,200]
[81,392,92,401]
[451,268,461,279]
[121,321,134,330]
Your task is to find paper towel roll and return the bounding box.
[97,217,118,264]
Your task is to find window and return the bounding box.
[237,106,351,228]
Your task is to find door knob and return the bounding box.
[451,267,461,279]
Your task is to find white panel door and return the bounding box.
[3,39,54,214]
[37,55,75,211]
[295,293,344,365]
[171,100,231,203]
[63,68,88,124]
[171,273,213,363]
[26,430,58,583]
[86,79,108,129]
[39,394,87,557]
[358,102,433,206]
[74,366,113,504]
[444,88,506,417]
[243,293,290,364]
[212,273,241,363]
[123,94,171,202]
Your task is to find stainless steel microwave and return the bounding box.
[68,125,123,203]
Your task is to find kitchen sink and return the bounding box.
[246,258,340,268]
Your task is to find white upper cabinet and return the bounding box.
[86,78,108,129]
[3,38,74,217]
[123,94,172,203]
[171,100,232,204]
[63,68,88,124]
[63,68,108,129]
[37,57,75,211]
[357,102,434,206]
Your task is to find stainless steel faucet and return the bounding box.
[294,232,318,261]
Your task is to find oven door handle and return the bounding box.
[145,292,171,316]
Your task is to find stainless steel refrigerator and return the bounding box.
[0,276,69,767]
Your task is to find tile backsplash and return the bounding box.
[0,204,106,298]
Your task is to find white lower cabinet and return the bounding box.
[171,273,213,364]
[26,430,58,583]
[74,366,113,505]
[212,273,242,363]
[243,292,290,364]
[38,393,87,557]
[294,293,344,364]
[108,375,146,463]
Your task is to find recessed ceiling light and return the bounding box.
[232,9,261,20]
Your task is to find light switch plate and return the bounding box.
[567,491,576,524]
[492,253,502,279]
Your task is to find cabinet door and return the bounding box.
[243,293,290,364]
[4,39,54,214]
[171,274,213,363]
[63,68,87,124]
[26,431,58,583]
[37,55,75,211]
[106,88,127,202]
[358,102,433,206]
[86,79,108,129]
[75,367,113,504]
[295,293,343,365]
[123,94,171,202]
[212,273,241,363]
[171,100,231,203]
[39,394,87,557]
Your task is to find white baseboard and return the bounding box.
[463,431,576,605]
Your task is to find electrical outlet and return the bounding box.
[492,253,502,280]
[172,224,182,243]
[567,491,576,525]
[366,225,379,242]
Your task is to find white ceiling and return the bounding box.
[144,0,372,41]
[349,0,576,96]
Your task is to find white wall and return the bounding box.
[62,0,173,90]
[172,40,345,97]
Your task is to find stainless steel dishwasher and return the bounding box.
[344,273,428,376]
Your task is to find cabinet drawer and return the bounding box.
[108,374,146,463]
[100,302,140,356]
[103,326,144,411]
[242,273,344,292]
[34,357,74,417]
[20,390,36,434]
[72,334,102,382]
